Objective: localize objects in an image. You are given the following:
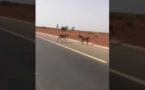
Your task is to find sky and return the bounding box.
[110,0,145,14]
[36,0,109,33]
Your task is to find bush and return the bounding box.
[61,26,68,31]
[71,27,75,31]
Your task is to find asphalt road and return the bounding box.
[0,16,34,39]
[37,33,145,90]
[0,29,35,90]
[110,44,145,90]
[0,17,35,90]
[36,37,109,90]
[1,16,144,90]
[110,72,145,90]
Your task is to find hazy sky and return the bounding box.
[110,0,145,14]
[36,0,109,32]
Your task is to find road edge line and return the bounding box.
[110,69,145,86]
[122,43,145,51]
[0,27,34,42]
[36,78,43,90]
[0,15,34,25]
[110,39,145,51]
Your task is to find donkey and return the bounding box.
[78,34,90,45]
[57,34,69,43]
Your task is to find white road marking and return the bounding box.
[0,15,34,25]
[122,43,145,51]
[110,39,145,51]
[0,27,34,42]
[36,35,107,63]
[36,78,43,90]
[110,69,145,86]
[36,32,109,49]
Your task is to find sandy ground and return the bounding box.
[36,27,109,47]
[110,12,145,47]
[0,3,34,23]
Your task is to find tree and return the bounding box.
[61,26,68,31]
[56,24,59,29]
[71,26,75,31]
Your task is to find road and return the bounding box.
[37,32,145,90]
[0,16,35,90]
[110,44,145,90]
[1,16,144,90]
[0,16,34,39]
[36,32,109,90]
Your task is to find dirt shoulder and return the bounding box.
[0,3,34,23]
[110,12,145,47]
[36,27,109,47]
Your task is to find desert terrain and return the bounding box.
[110,12,145,47]
[36,27,109,47]
[0,2,34,23]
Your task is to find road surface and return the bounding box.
[1,15,144,90]
[37,32,145,90]
[0,16,34,39]
[36,32,109,90]
[36,36,109,90]
[110,44,145,90]
[0,16,35,90]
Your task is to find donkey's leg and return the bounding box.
[57,37,59,42]
[64,37,67,42]
[60,38,63,43]
[82,40,84,44]
[87,40,89,45]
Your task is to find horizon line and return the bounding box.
[36,26,109,33]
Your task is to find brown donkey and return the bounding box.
[78,34,90,45]
[57,34,69,43]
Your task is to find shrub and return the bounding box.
[61,26,68,31]
[71,27,75,31]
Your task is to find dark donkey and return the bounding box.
[78,34,90,45]
[57,34,69,43]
